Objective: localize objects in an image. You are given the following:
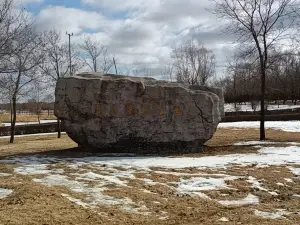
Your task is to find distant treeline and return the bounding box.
[214,51,300,104]
[0,102,54,114]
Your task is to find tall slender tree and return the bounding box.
[212,0,300,140]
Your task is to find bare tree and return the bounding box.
[212,0,300,140]
[41,30,82,82]
[172,39,216,85]
[161,64,174,81]
[40,29,82,138]
[30,79,49,124]
[0,24,44,143]
[0,0,33,72]
[80,36,112,73]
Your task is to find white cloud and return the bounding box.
[35,6,107,34]
[81,0,146,12]
[32,1,233,77]
[17,0,44,5]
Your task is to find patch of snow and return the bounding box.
[218,121,300,133]
[33,175,88,193]
[235,141,278,146]
[254,209,290,220]
[74,172,127,186]
[218,217,229,222]
[158,216,169,220]
[7,145,300,175]
[0,173,11,177]
[225,103,300,112]
[33,174,148,213]
[65,146,300,170]
[153,170,203,176]
[0,132,66,139]
[234,141,300,146]
[178,175,239,192]
[276,183,285,186]
[268,192,279,196]
[141,189,155,194]
[14,164,51,175]
[178,177,228,192]
[177,175,240,199]
[188,192,211,199]
[284,178,293,183]
[142,178,159,186]
[0,188,13,199]
[218,194,259,206]
[153,201,161,204]
[289,167,300,176]
[292,194,300,198]
[247,176,268,191]
[3,120,57,127]
[61,193,89,209]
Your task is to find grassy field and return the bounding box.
[0,128,300,225]
[0,114,57,123]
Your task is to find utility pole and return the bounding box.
[113,57,118,74]
[66,32,73,75]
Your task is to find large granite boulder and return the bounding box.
[55,73,224,154]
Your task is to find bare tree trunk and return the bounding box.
[37,113,40,125]
[10,95,17,143]
[57,119,61,138]
[10,100,12,125]
[37,103,41,124]
[260,69,266,141]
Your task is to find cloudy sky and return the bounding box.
[20,0,234,78]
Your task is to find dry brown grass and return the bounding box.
[0,134,76,158]
[1,128,299,159]
[0,128,300,225]
[208,128,300,146]
[0,114,57,123]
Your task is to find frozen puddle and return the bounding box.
[0,188,13,199]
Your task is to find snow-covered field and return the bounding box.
[1,141,300,221]
[225,103,300,112]
[219,120,300,132]
[1,121,300,223]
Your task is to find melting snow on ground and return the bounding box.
[225,103,300,112]
[254,209,291,220]
[3,120,57,127]
[0,173,11,177]
[218,194,259,206]
[0,188,13,199]
[234,141,300,146]
[1,142,300,214]
[0,132,67,139]
[218,121,300,133]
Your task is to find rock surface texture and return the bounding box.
[55,73,224,154]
